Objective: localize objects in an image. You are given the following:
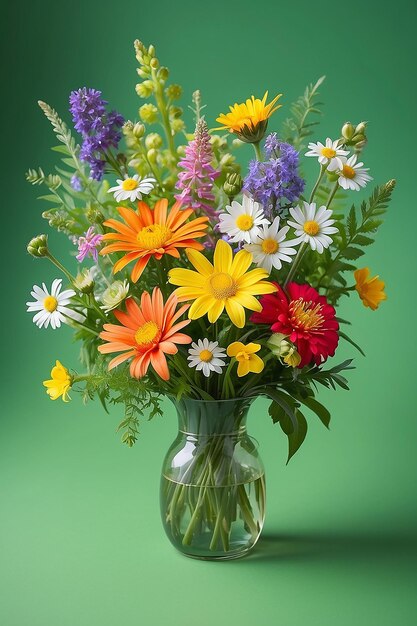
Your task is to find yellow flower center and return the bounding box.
[236,350,250,362]
[303,220,320,236]
[261,238,279,254]
[342,164,356,179]
[289,299,324,331]
[199,349,213,363]
[135,321,161,350]
[137,224,171,250]
[43,295,58,312]
[321,147,336,159]
[122,178,139,191]
[235,214,254,231]
[209,272,237,300]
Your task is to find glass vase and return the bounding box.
[160,396,266,560]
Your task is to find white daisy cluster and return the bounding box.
[306,137,372,191]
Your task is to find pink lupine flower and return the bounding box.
[76,227,103,262]
[175,118,220,220]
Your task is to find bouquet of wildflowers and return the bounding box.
[26,39,394,464]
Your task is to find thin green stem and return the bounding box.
[46,252,76,283]
[309,164,326,203]
[252,141,262,161]
[283,241,307,289]
[326,180,339,209]
[151,68,177,162]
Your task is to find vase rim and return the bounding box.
[165,394,258,405]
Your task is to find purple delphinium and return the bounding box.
[243,132,305,219]
[75,227,103,263]
[69,88,124,181]
[175,118,220,220]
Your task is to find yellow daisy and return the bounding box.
[168,239,276,328]
[43,360,72,402]
[215,91,282,143]
[227,342,264,377]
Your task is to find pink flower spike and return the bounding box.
[175,118,220,220]
[76,227,103,263]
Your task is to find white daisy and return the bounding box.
[305,138,349,171]
[100,279,130,313]
[108,174,156,202]
[337,154,373,191]
[26,279,82,329]
[187,339,227,377]
[218,194,269,244]
[244,217,300,273]
[287,202,338,254]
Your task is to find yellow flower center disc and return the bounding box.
[43,295,58,312]
[137,224,171,249]
[321,147,336,159]
[122,178,139,191]
[235,214,254,231]
[199,349,213,363]
[261,238,279,254]
[342,164,356,179]
[303,220,320,236]
[289,298,324,331]
[209,272,237,300]
[135,321,161,350]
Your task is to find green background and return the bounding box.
[1,0,416,624]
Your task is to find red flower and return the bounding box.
[251,282,339,367]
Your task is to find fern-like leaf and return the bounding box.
[281,76,326,150]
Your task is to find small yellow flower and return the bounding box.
[283,349,301,368]
[215,91,282,143]
[168,239,276,328]
[43,360,72,402]
[354,268,387,311]
[227,342,264,377]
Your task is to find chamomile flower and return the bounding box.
[244,216,299,273]
[108,174,156,202]
[287,202,338,254]
[218,194,269,244]
[337,154,372,191]
[187,339,227,377]
[305,138,349,171]
[26,279,81,329]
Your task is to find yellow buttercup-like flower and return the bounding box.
[43,360,72,402]
[168,240,276,328]
[215,92,282,143]
[354,267,387,310]
[227,342,264,377]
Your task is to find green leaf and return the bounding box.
[283,409,308,463]
[263,388,299,433]
[298,396,331,428]
[339,331,365,357]
[352,234,374,246]
[342,247,364,260]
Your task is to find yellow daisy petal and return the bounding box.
[213,239,233,273]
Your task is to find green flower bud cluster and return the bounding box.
[341,121,368,150]
[27,234,49,257]
[42,210,76,234]
[139,103,158,124]
[223,173,243,200]
[86,206,105,225]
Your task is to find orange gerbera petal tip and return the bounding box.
[98,287,192,381]
[100,199,209,282]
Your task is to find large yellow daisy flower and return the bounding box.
[215,91,282,143]
[168,239,277,328]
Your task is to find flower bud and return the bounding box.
[101,279,129,313]
[171,118,185,133]
[210,135,228,150]
[145,133,163,149]
[122,120,134,135]
[133,122,146,138]
[139,103,158,124]
[163,176,176,191]
[150,57,159,69]
[86,206,105,225]
[220,153,236,168]
[355,121,367,135]
[147,148,158,163]
[137,68,149,79]
[223,172,243,198]
[169,106,183,119]
[74,268,95,294]
[158,67,169,82]
[267,333,291,358]
[176,145,186,157]
[283,350,301,368]
[341,122,355,140]
[165,84,182,100]
[27,234,48,258]
[135,80,154,98]
[148,44,156,57]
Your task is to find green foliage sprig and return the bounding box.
[281,76,325,150]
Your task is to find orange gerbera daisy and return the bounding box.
[100,199,209,282]
[98,288,192,380]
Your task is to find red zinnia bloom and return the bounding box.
[251,282,339,367]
